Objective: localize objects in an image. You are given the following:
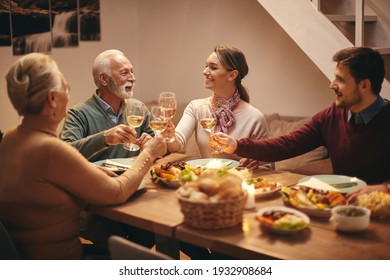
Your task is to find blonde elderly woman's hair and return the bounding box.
[92,49,125,88]
[6,53,62,116]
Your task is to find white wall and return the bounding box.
[0,0,334,132]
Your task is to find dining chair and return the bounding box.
[0,222,20,260]
[108,235,172,260]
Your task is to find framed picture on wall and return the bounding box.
[8,0,100,55]
[0,0,11,47]
[11,0,51,55]
[51,0,78,47]
[79,0,100,41]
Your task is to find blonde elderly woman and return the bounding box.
[0,53,166,259]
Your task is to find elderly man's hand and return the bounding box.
[103,124,137,146]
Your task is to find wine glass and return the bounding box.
[158,92,177,143]
[197,104,222,154]
[123,98,146,151]
[149,106,169,138]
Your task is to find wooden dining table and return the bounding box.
[88,153,192,258]
[89,153,390,260]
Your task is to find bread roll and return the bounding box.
[216,187,243,200]
[218,173,242,190]
[198,177,220,196]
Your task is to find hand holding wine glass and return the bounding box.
[197,104,222,154]
[149,106,169,139]
[158,92,177,143]
[123,98,146,151]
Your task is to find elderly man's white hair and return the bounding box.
[92,49,125,88]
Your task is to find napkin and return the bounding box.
[104,159,130,169]
[297,177,341,192]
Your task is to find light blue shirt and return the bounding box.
[94,92,124,124]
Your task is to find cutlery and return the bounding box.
[329,182,358,189]
[222,161,233,167]
[101,160,130,170]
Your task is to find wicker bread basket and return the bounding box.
[177,190,248,230]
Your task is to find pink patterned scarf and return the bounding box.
[212,90,240,133]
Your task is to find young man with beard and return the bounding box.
[212,47,390,195]
[60,49,154,162]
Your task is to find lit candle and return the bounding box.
[242,181,255,209]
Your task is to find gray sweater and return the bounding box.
[60,95,154,162]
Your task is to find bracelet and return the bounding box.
[138,151,151,171]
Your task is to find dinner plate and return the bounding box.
[298,174,366,194]
[281,185,343,218]
[136,179,147,191]
[255,182,282,198]
[155,178,181,188]
[256,206,310,235]
[288,204,331,218]
[150,167,181,189]
[186,158,239,169]
[93,158,135,174]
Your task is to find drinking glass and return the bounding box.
[197,104,223,154]
[123,98,146,151]
[158,92,177,143]
[149,106,169,138]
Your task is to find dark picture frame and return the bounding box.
[51,0,78,48]
[11,0,51,55]
[0,0,11,46]
[5,0,100,55]
[80,0,100,41]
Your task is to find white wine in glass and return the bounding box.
[199,118,217,133]
[158,92,176,143]
[197,104,222,154]
[123,98,146,151]
[149,106,169,136]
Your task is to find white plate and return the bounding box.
[282,186,338,218]
[93,158,135,174]
[186,158,239,169]
[256,206,310,234]
[155,178,181,188]
[150,167,181,188]
[288,204,331,218]
[255,182,282,198]
[298,174,366,194]
[137,179,147,191]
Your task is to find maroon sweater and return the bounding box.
[236,102,390,184]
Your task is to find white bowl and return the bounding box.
[329,205,371,232]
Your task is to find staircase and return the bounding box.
[257,0,390,98]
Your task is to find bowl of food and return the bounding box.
[355,191,390,218]
[256,206,310,234]
[329,205,371,232]
[150,161,187,188]
[247,177,282,198]
[281,186,346,217]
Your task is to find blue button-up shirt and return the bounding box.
[348,96,387,125]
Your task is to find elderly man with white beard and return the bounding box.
[60,49,154,161]
[60,50,156,250]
